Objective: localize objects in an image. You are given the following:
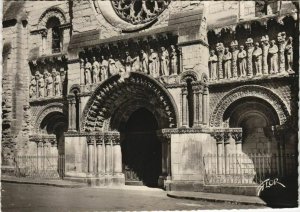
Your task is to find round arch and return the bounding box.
[210,85,290,127]
[81,72,179,132]
[34,103,66,131]
[38,7,67,29]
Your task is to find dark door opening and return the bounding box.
[120,108,161,187]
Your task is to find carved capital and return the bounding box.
[231,131,243,144]
[212,132,224,144]
[95,134,104,145]
[86,135,95,145]
[224,132,230,144]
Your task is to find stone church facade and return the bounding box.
[2,1,298,194]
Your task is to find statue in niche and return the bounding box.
[245,38,254,76]
[216,42,225,79]
[37,72,45,97]
[44,71,53,97]
[149,48,160,78]
[141,50,149,74]
[29,76,37,98]
[92,56,100,83]
[53,70,61,96]
[170,45,178,75]
[125,51,133,72]
[100,55,109,81]
[261,35,270,75]
[253,42,263,76]
[285,36,293,73]
[269,40,278,74]
[208,50,218,80]
[160,46,169,76]
[84,58,92,84]
[230,40,239,78]
[237,45,247,77]
[108,54,118,75]
[223,47,232,79]
[131,52,141,72]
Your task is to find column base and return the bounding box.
[112,173,125,185]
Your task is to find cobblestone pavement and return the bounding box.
[2,182,267,211]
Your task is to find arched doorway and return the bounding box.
[120,108,161,187]
[224,97,279,154]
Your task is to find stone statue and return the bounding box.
[125,51,133,72]
[209,50,218,80]
[269,40,278,74]
[141,50,149,74]
[84,58,92,84]
[216,43,225,79]
[223,47,232,79]
[131,52,141,72]
[237,45,247,77]
[170,45,178,75]
[230,40,239,78]
[108,55,118,75]
[53,70,61,96]
[37,72,45,97]
[261,35,270,75]
[100,55,109,81]
[29,76,37,98]
[115,58,125,74]
[252,42,262,76]
[160,46,169,76]
[285,36,293,73]
[245,38,254,76]
[92,56,100,83]
[149,49,160,78]
[45,71,53,97]
[277,32,287,74]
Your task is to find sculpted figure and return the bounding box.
[108,55,118,75]
[92,56,100,83]
[269,40,279,74]
[115,58,125,74]
[252,42,262,76]
[170,45,178,75]
[237,45,247,77]
[100,55,109,81]
[216,43,225,79]
[84,58,92,84]
[45,71,53,97]
[261,35,270,75]
[37,72,45,97]
[209,50,218,80]
[277,32,287,74]
[160,46,169,76]
[53,70,61,96]
[131,52,141,72]
[149,49,160,77]
[29,76,37,98]
[245,38,254,76]
[125,51,133,72]
[141,50,149,74]
[223,47,232,79]
[230,40,239,78]
[285,36,293,72]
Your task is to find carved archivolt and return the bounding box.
[34,103,64,130]
[210,85,290,127]
[180,70,199,83]
[38,7,67,29]
[81,72,178,132]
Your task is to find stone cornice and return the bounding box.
[29,96,64,105]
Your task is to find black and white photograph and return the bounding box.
[1,0,299,211]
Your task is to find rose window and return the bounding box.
[111,0,170,25]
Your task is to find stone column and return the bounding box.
[87,136,94,174]
[112,134,122,174]
[224,132,230,175]
[68,98,76,131]
[232,130,243,175]
[40,29,47,55]
[96,134,104,175]
[216,43,224,79]
[165,134,172,180]
[105,134,112,183]
[178,47,183,74]
[212,132,224,174]
[37,140,44,171]
[71,98,76,131]
[198,88,203,124]
[181,89,188,127]
[193,87,199,127]
[80,59,85,85]
[202,87,208,125]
